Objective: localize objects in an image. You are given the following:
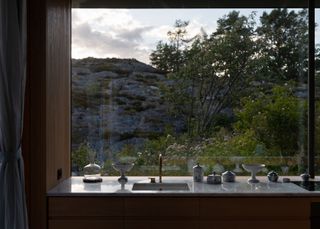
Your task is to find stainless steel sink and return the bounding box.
[132,182,190,191]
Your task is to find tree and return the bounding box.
[165,11,257,136]
[235,84,307,157]
[316,45,320,71]
[316,45,320,87]
[149,41,177,72]
[256,9,308,83]
[150,20,189,72]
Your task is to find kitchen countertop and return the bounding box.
[47,176,320,197]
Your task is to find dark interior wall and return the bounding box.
[46,0,71,191]
[26,0,47,228]
[25,0,71,228]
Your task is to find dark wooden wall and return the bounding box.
[25,0,71,228]
[46,0,71,191]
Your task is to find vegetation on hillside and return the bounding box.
[72,9,320,176]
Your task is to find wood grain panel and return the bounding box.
[124,197,198,218]
[49,219,123,229]
[46,0,71,190]
[199,220,309,229]
[27,0,48,228]
[49,197,124,217]
[199,198,309,220]
[27,0,71,228]
[125,220,197,229]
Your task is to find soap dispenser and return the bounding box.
[193,163,204,182]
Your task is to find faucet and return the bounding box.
[159,154,163,183]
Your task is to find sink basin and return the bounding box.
[132,183,190,191]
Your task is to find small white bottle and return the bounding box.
[193,163,204,182]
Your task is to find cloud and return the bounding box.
[71,9,219,63]
[72,9,157,63]
[116,26,154,42]
[72,16,153,63]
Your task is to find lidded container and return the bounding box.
[207,171,221,184]
[83,144,102,183]
[222,171,236,182]
[300,172,310,182]
[193,163,204,182]
[267,171,279,182]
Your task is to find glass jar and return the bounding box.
[83,144,102,183]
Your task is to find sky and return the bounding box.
[72,9,320,64]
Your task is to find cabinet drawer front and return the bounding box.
[125,220,197,229]
[49,220,123,229]
[199,220,309,229]
[125,197,198,217]
[49,197,124,217]
[199,198,309,220]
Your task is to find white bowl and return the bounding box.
[242,164,265,173]
[242,164,265,183]
[112,162,134,173]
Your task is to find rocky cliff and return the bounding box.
[72,57,185,161]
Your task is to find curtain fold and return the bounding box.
[0,0,28,228]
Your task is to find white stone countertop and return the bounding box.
[47,176,320,197]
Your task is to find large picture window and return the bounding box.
[71,3,317,177]
[315,8,320,175]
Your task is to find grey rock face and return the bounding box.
[72,58,185,161]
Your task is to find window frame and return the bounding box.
[70,0,319,177]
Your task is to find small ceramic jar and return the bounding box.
[300,172,310,182]
[222,171,236,182]
[207,171,222,184]
[267,171,279,182]
[193,163,204,182]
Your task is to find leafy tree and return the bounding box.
[150,20,189,72]
[235,84,307,157]
[167,19,189,50]
[149,41,177,72]
[316,45,320,87]
[316,45,320,70]
[256,9,308,83]
[165,11,257,136]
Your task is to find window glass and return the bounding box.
[72,8,309,176]
[316,8,320,175]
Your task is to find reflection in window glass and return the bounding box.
[71,9,309,176]
[316,9,320,175]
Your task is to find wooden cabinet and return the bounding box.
[48,220,123,229]
[124,197,198,217]
[48,196,319,229]
[199,220,309,229]
[198,197,310,229]
[199,197,309,220]
[48,197,124,229]
[124,197,198,229]
[124,220,198,229]
[49,197,124,217]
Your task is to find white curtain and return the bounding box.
[0,0,28,228]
